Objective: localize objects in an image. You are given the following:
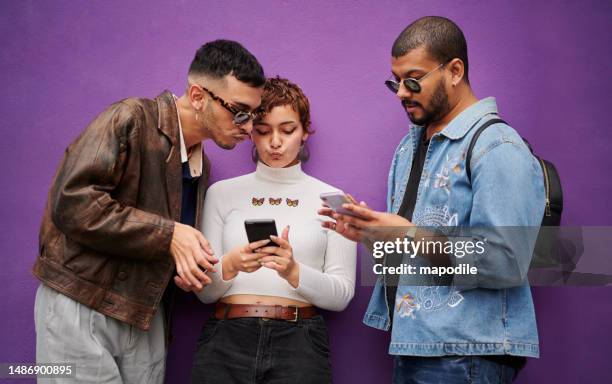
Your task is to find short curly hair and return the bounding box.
[256,77,313,133]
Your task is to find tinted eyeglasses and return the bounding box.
[385,61,449,94]
[198,85,259,126]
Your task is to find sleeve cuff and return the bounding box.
[292,262,318,295]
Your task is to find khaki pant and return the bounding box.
[34,284,165,383]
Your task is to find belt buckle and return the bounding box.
[287,305,299,322]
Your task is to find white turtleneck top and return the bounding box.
[195,162,356,311]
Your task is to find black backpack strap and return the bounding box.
[521,137,535,154]
[465,118,507,182]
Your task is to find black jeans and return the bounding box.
[191,315,332,384]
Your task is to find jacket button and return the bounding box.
[117,271,128,281]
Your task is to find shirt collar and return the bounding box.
[174,95,202,177]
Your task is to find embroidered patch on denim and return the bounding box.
[433,166,451,195]
[416,287,464,312]
[396,287,465,319]
[396,293,420,319]
[413,205,458,226]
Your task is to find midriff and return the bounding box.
[220,294,311,307]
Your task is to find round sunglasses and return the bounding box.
[198,85,258,126]
[384,61,449,94]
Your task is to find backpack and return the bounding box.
[465,118,564,268]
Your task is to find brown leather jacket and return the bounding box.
[33,91,210,331]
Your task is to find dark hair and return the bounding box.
[188,39,265,87]
[256,76,312,133]
[392,16,469,84]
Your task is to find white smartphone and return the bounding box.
[320,191,363,218]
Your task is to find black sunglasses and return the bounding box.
[198,85,258,126]
[385,60,450,94]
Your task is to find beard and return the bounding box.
[213,132,237,150]
[403,78,451,126]
[201,102,237,150]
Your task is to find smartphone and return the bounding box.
[244,219,278,244]
[320,191,363,218]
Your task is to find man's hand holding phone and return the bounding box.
[318,192,414,242]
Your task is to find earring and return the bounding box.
[251,145,259,163]
[299,142,310,163]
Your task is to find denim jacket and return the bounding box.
[363,98,545,357]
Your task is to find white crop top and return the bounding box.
[195,162,356,311]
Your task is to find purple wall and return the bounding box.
[1,1,610,383]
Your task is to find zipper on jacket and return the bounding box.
[538,158,551,217]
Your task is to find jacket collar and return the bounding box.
[156,90,180,147]
[156,90,182,220]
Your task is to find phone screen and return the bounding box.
[244,219,278,244]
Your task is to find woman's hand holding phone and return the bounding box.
[221,239,272,280]
[174,239,270,291]
[258,226,300,288]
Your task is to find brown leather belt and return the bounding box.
[215,302,317,322]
